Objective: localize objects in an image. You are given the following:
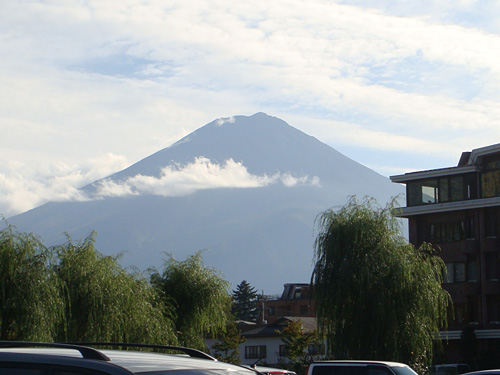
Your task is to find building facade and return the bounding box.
[391,143,500,366]
[259,283,316,324]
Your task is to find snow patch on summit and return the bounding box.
[216,116,235,126]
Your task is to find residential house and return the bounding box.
[240,316,318,366]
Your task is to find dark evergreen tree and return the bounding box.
[232,280,259,322]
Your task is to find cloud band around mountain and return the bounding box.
[94,157,321,198]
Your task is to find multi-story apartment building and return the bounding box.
[259,283,316,324]
[390,143,500,365]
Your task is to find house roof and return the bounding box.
[390,143,500,184]
[241,317,317,338]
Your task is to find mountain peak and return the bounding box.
[9,114,404,293]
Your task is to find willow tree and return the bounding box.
[312,196,450,371]
[54,233,176,344]
[0,223,63,341]
[151,252,231,349]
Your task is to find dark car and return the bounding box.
[306,360,418,375]
[0,341,260,375]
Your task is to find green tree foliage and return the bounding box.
[54,233,176,344]
[311,196,450,370]
[0,224,63,341]
[211,320,246,364]
[280,320,321,367]
[232,280,259,322]
[151,252,230,349]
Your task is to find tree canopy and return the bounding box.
[232,280,259,322]
[151,252,231,349]
[280,319,321,368]
[54,233,176,344]
[311,196,450,370]
[211,320,245,364]
[0,224,63,341]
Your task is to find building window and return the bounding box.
[450,175,464,202]
[245,345,266,359]
[408,174,478,206]
[268,306,275,316]
[466,217,476,239]
[482,157,500,198]
[485,253,499,281]
[485,210,499,238]
[468,297,479,324]
[445,262,471,283]
[279,345,289,357]
[487,296,500,324]
[467,259,478,282]
[450,301,478,325]
[428,220,466,244]
[408,179,438,206]
[300,304,308,315]
[422,184,438,204]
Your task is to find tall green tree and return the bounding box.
[151,252,230,349]
[280,319,321,368]
[0,224,63,341]
[54,233,176,344]
[311,196,450,371]
[211,320,246,364]
[232,280,259,322]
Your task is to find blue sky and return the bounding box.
[1,0,500,216]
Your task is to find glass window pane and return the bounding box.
[468,260,477,282]
[455,263,466,282]
[439,178,449,202]
[450,176,464,201]
[422,185,438,204]
[446,263,454,283]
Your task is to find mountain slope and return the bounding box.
[8,113,403,293]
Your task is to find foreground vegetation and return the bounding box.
[1,195,453,370]
[312,196,451,372]
[0,223,230,350]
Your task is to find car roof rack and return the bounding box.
[0,341,110,361]
[67,342,217,361]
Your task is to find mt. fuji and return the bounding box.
[8,113,403,293]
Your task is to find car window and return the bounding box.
[53,370,108,375]
[390,366,418,375]
[368,366,393,375]
[312,365,366,375]
[0,366,43,375]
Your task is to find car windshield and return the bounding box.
[391,366,418,375]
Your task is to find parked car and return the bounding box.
[462,371,500,375]
[306,360,418,375]
[0,341,260,375]
[431,364,471,375]
[243,365,297,375]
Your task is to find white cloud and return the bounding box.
[0,153,129,217]
[95,157,321,198]
[1,0,500,211]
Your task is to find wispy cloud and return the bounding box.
[0,154,129,217]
